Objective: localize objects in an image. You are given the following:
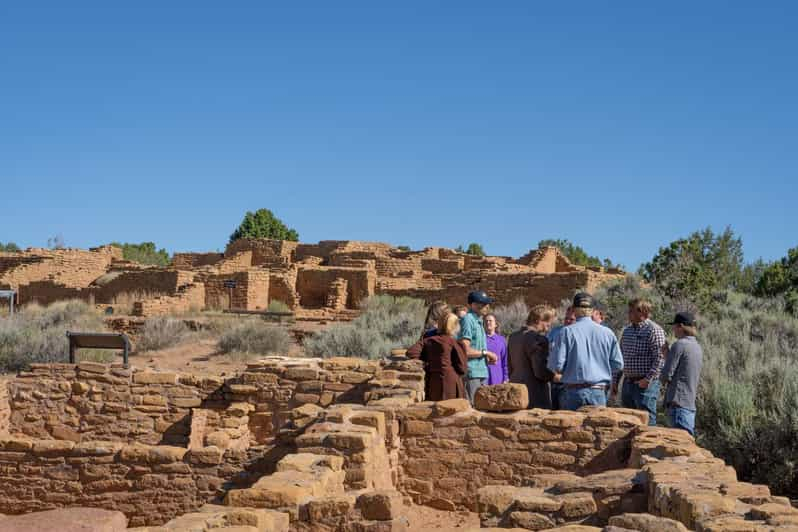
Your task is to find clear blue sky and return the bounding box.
[2,1,796,269]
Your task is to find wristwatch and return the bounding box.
[481,349,486,356]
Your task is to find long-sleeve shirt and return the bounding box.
[486,333,508,384]
[616,319,667,386]
[661,336,703,410]
[548,317,623,386]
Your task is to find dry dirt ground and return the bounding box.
[404,505,480,531]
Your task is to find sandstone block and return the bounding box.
[77,362,108,374]
[32,439,75,456]
[474,383,528,412]
[609,513,688,532]
[357,490,404,521]
[0,507,127,532]
[133,372,177,384]
[434,399,470,417]
[304,495,354,522]
[187,446,224,466]
[402,420,433,436]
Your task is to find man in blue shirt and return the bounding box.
[458,290,498,403]
[549,292,623,410]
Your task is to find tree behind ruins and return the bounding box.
[229,209,299,243]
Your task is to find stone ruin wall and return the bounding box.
[0,357,796,531]
[0,240,626,320]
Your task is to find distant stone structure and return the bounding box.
[0,239,625,318]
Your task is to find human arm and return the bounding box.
[501,340,509,383]
[405,338,424,360]
[452,340,469,376]
[531,336,555,382]
[640,326,667,389]
[459,317,498,363]
[612,328,625,392]
[660,341,682,386]
[547,330,567,374]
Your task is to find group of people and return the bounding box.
[405,290,703,435]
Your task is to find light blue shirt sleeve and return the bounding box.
[459,315,476,343]
[609,336,624,373]
[549,329,567,373]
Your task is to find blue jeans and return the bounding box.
[464,377,486,405]
[621,378,660,426]
[564,387,607,411]
[668,406,696,435]
[551,383,566,410]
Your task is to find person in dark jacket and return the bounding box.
[508,304,556,408]
[406,312,469,401]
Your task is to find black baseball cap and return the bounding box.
[467,290,494,305]
[669,312,696,326]
[573,292,593,308]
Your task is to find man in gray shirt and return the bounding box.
[661,312,703,435]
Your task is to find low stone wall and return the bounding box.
[396,402,648,511]
[0,438,262,527]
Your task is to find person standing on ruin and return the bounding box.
[614,298,667,426]
[661,312,703,435]
[549,293,623,410]
[484,313,508,385]
[458,290,498,403]
[547,305,575,409]
[508,305,556,408]
[406,312,469,400]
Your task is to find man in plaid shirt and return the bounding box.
[613,298,667,425]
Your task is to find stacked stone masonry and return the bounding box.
[0,356,794,531]
[0,239,624,318]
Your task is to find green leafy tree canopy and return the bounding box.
[639,226,744,312]
[755,246,798,315]
[455,243,486,256]
[538,239,619,269]
[110,242,171,266]
[229,209,299,244]
[0,242,20,252]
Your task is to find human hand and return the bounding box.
[553,373,562,383]
[611,383,618,397]
[486,351,498,364]
[637,378,650,389]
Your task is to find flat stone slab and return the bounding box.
[474,383,528,412]
[0,508,127,532]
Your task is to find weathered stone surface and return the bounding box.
[357,490,404,521]
[0,507,127,532]
[609,513,689,532]
[474,383,528,412]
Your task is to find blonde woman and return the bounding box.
[406,312,469,400]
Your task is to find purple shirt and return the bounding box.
[486,333,509,385]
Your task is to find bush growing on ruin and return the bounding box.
[0,242,20,252]
[135,317,190,352]
[110,241,170,266]
[492,299,529,336]
[304,295,426,359]
[229,208,299,243]
[267,300,292,313]
[538,238,619,269]
[455,243,486,256]
[0,300,108,371]
[217,321,292,356]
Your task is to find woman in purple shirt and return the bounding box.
[484,313,509,385]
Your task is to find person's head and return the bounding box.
[563,305,576,326]
[467,290,494,315]
[423,300,450,330]
[572,292,593,319]
[592,301,606,324]
[527,304,555,333]
[628,298,653,324]
[437,312,460,337]
[452,305,468,319]
[669,312,698,338]
[484,313,499,335]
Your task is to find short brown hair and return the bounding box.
[526,304,555,325]
[628,298,653,316]
[438,313,459,336]
[679,323,698,337]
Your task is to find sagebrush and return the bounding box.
[0,300,109,371]
[135,317,191,352]
[217,320,292,356]
[304,295,426,359]
[492,299,529,336]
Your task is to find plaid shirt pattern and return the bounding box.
[615,319,667,385]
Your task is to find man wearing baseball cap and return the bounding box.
[548,292,623,410]
[458,290,499,403]
[661,312,703,435]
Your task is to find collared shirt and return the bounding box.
[486,333,508,385]
[617,319,667,385]
[458,310,488,379]
[661,336,703,410]
[548,317,623,385]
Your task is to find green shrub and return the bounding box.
[135,317,190,352]
[229,208,299,243]
[0,300,108,371]
[492,299,529,336]
[217,321,292,356]
[267,300,292,313]
[110,242,170,266]
[304,295,426,359]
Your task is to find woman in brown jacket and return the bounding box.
[405,312,469,401]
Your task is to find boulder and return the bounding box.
[474,383,528,412]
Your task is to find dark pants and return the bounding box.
[564,387,607,410]
[551,383,565,410]
[621,378,660,426]
[464,377,485,404]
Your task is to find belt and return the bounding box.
[565,383,608,390]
